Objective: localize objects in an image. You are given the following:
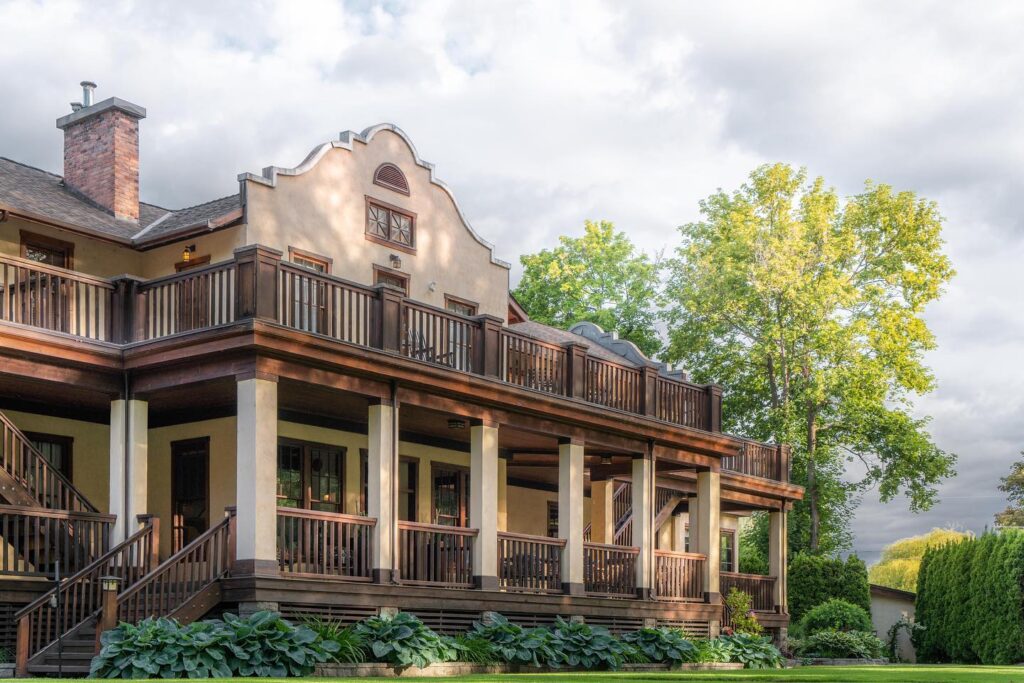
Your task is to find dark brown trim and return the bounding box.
[19,229,75,269]
[365,196,416,253]
[288,246,333,274]
[277,437,346,513]
[430,462,470,527]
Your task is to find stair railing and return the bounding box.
[0,410,97,512]
[15,515,158,676]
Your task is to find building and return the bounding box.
[0,82,803,675]
[870,584,916,662]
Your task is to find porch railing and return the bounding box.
[138,260,237,340]
[396,521,476,588]
[656,376,710,430]
[721,571,777,612]
[583,542,638,597]
[0,505,113,577]
[401,300,475,372]
[497,531,564,593]
[276,508,374,580]
[500,329,567,394]
[654,550,705,601]
[585,357,642,413]
[722,441,790,482]
[278,262,375,345]
[0,254,114,341]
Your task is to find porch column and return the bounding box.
[368,400,396,583]
[696,470,721,603]
[631,455,654,597]
[590,479,615,544]
[108,398,148,543]
[672,512,686,552]
[687,496,700,554]
[769,509,788,612]
[470,421,499,589]
[235,375,278,575]
[558,438,584,595]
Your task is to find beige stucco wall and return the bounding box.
[135,226,247,278]
[4,409,110,512]
[871,588,916,662]
[243,129,510,319]
[0,217,141,277]
[507,485,593,538]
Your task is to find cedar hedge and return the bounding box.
[787,553,871,623]
[915,530,1024,664]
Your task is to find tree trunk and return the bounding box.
[806,401,820,552]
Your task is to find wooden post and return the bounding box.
[375,285,404,353]
[563,342,589,400]
[94,576,122,653]
[778,445,791,483]
[226,506,238,569]
[15,615,28,676]
[234,245,281,322]
[640,366,658,417]
[110,276,143,343]
[137,514,160,569]
[473,314,503,378]
[705,385,723,432]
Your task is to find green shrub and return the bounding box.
[89,612,338,679]
[788,553,871,623]
[354,612,452,668]
[724,587,763,636]
[546,617,629,670]
[692,638,731,663]
[446,634,500,664]
[468,613,556,666]
[798,598,872,634]
[915,529,1024,664]
[790,629,885,659]
[620,628,697,665]
[718,633,784,669]
[302,617,367,664]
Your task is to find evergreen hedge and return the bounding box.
[915,530,1024,664]
[787,553,870,623]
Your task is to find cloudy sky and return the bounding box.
[2,0,1021,562]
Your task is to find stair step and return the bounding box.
[40,651,94,661]
[26,663,91,674]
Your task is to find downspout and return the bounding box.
[390,380,400,584]
[123,370,131,540]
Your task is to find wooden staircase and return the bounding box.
[583,480,685,547]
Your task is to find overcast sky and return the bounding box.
[2,0,1021,563]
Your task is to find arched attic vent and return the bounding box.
[373,163,410,195]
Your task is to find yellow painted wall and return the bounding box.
[3,409,110,512]
[136,226,247,278]
[506,485,592,538]
[0,217,141,278]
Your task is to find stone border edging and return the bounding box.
[315,661,744,677]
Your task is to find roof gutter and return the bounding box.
[0,202,134,247]
[132,207,244,250]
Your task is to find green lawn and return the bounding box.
[10,668,1024,683]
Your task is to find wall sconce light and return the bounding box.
[389,253,402,269]
[600,454,613,466]
[428,281,437,292]
[447,418,467,430]
[181,244,196,263]
[100,575,121,593]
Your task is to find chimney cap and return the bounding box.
[80,80,97,89]
[56,96,146,130]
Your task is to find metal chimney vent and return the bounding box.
[80,81,97,107]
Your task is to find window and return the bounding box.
[432,464,469,527]
[288,248,331,333]
[721,529,736,572]
[365,199,415,250]
[445,295,478,317]
[276,439,345,513]
[26,432,72,479]
[359,450,418,521]
[546,501,559,538]
[289,247,331,274]
[373,163,410,195]
[373,265,409,295]
[21,231,73,269]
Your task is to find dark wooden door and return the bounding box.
[171,438,209,552]
[432,465,469,527]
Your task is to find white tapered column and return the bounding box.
[235,376,278,574]
[590,479,615,544]
[471,422,499,589]
[632,454,654,597]
[368,401,396,582]
[769,509,788,612]
[696,470,721,603]
[558,439,585,595]
[109,398,148,543]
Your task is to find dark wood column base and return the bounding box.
[562,582,585,596]
[474,575,499,590]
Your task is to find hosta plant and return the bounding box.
[791,629,885,660]
[354,612,453,668]
[718,633,784,669]
[693,637,731,663]
[620,628,697,665]
[546,616,630,670]
[216,611,338,676]
[468,613,556,666]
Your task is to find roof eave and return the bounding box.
[0,202,134,246]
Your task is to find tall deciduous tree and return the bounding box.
[664,163,956,553]
[995,453,1024,527]
[513,220,663,357]
[868,528,970,592]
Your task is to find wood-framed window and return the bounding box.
[720,528,736,572]
[359,450,418,521]
[25,432,73,479]
[365,197,415,252]
[287,247,332,333]
[546,501,559,538]
[277,439,345,513]
[431,463,470,527]
[21,230,74,269]
[373,265,409,296]
[444,294,478,317]
[289,246,332,274]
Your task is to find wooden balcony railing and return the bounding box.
[583,542,638,597]
[722,441,791,483]
[0,505,113,578]
[137,261,237,340]
[497,531,565,593]
[401,300,475,372]
[276,508,374,581]
[656,377,710,430]
[585,357,642,413]
[500,329,567,394]
[721,571,777,612]
[397,521,476,588]
[278,262,375,345]
[0,255,114,341]
[654,550,704,601]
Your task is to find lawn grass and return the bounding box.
[8,667,1024,682]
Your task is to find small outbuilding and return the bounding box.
[870,584,916,662]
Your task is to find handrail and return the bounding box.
[277,507,374,580]
[277,261,378,297]
[497,531,565,594]
[136,259,235,290]
[0,411,98,512]
[276,507,376,524]
[497,530,566,546]
[0,503,113,521]
[15,516,156,674]
[0,254,115,289]
[397,520,479,536]
[654,549,707,559]
[583,540,640,553]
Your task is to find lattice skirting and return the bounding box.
[0,602,15,656]
[279,602,380,626]
[656,618,711,639]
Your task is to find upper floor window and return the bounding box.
[373,163,410,195]
[21,230,73,269]
[289,247,331,274]
[445,295,478,317]
[373,265,409,295]
[366,199,415,251]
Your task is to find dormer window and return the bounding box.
[366,198,415,252]
[373,163,410,195]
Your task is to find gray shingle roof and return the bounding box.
[508,320,640,365]
[0,157,240,245]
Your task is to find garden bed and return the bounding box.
[314,661,744,677]
[795,658,889,666]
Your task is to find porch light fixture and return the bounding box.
[447,418,467,430]
[101,576,121,593]
[600,454,613,466]
[389,253,402,269]
[181,244,196,263]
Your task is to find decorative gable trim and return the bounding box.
[373,163,410,195]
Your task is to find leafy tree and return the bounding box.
[513,220,663,357]
[868,528,970,592]
[995,452,1024,527]
[663,163,956,553]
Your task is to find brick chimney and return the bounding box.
[56,82,146,222]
